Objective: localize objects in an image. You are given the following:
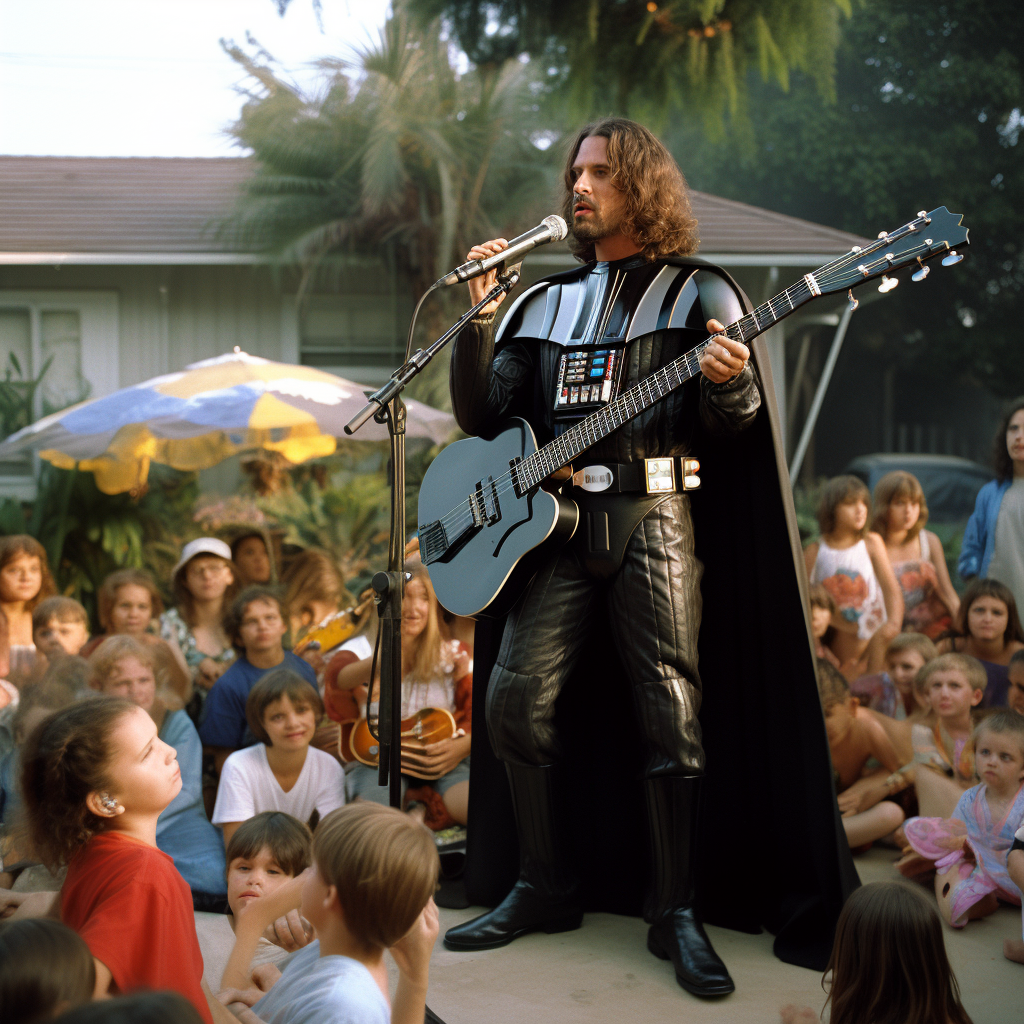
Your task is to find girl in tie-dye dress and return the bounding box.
[900,712,1024,928]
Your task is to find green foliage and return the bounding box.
[407,0,851,130]
[0,353,52,440]
[666,0,1024,395]
[223,11,561,301]
[23,463,200,626]
[256,453,392,594]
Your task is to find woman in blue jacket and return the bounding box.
[960,399,1024,611]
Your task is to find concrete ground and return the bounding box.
[407,848,1021,1023]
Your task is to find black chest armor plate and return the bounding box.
[493,257,743,462]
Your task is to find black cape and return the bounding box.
[459,257,860,971]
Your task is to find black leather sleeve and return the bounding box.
[449,318,534,438]
[694,271,761,437]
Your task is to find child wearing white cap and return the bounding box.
[160,538,239,718]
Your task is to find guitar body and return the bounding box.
[418,418,579,617]
[347,707,458,779]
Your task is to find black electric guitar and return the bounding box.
[418,208,969,617]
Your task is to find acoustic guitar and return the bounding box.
[342,707,458,778]
[417,207,969,617]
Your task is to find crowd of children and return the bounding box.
[808,457,1024,992]
[0,532,457,1023]
[4,408,1024,1021]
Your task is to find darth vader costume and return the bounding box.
[441,253,858,992]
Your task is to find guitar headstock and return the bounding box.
[814,207,969,296]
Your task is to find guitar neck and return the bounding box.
[515,273,819,490]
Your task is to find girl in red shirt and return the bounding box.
[20,696,215,1023]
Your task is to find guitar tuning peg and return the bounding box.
[878,275,899,293]
[941,250,964,267]
[847,289,859,312]
[912,262,930,282]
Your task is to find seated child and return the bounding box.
[911,653,986,818]
[327,564,471,829]
[0,918,95,1024]
[0,535,57,683]
[779,881,973,1024]
[1009,649,1024,716]
[196,811,312,991]
[32,596,90,663]
[218,803,440,1024]
[212,669,344,846]
[899,710,1024,928]
[809,583,841,670]
[20,697,216,1021]
[0,677,77,887]
[851,632,938,721]
[199,587,318,772]
[816,660,908,848]
[82,569,192,703]
[232,533,273,588]
[88,636,227,908]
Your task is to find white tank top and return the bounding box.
[811,538,887,640]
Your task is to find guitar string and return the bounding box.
[430,236,936,538]
[428,234,938,539]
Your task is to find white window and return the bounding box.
[298,260,412,386]
[0,291,119,499]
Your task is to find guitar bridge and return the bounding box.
[419,520,449,565]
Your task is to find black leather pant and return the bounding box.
[486,493,704,777]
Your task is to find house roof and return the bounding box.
[0,155,869,265]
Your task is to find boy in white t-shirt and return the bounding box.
[197,811,314,990]
[212,669,344,847]
[218,803,440,1024]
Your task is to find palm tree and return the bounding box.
[223,12,562,301]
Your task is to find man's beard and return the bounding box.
[570,199,616,243]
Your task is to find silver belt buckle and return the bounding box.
[643,457,701,494]
[644,458,676,494]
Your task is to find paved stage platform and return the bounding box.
[403,847,1021,1023]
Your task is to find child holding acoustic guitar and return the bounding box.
[325,564,472,828]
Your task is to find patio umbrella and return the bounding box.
[0,349,455,494]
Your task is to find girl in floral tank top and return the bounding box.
[804,476,903,677]
[873,471,961,639]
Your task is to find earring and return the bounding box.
[99,794,120,813]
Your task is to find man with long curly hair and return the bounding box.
[443,118,855,997]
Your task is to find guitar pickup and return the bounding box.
[474,476,501,525]
[419,520,449,565]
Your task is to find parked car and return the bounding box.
[844,453,991,524]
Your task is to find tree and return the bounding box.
[665,0,1024,397]
[223,13,561,301]
[407,0,852,129]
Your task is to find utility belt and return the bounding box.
[569,457,701,496]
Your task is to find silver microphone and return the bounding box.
[436,215,568,287]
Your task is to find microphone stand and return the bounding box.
[343,266,521,1024]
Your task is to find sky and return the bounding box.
[0,0,392,157]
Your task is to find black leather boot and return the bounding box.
[644,775,735,997]
[443,764,582,951]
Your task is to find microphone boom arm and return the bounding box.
[344,265,522,436]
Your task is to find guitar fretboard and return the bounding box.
[512,276,817,492]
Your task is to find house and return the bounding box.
[3,154,984,496]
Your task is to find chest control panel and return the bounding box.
[553,345,624,414]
